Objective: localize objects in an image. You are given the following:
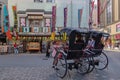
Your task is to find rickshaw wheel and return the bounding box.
[94,52,108,70]
[87,56,95,73]
[53,51,67,78]
[77,56,94,74]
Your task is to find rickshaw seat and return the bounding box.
[90,41,104,56]
[66,43,84,59]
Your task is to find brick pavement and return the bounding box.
[0,53,119,80]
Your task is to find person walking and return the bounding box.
[14,42,18,54]
[46,41,51,58]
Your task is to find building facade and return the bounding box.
[7,0,90,52]
[8,0,90,32]
[98,0,120,48]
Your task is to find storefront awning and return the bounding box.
[18,32,59,37]
[18,32,50,36]
[17,9,52,15]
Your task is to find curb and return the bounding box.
[104,49,120,52]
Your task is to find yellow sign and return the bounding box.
[50,32,55,40]
[63,32,67,40]
[27,42,40,50]
[28,16,43,19]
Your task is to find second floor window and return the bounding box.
[34,0,43,3]
[106,0,112,24]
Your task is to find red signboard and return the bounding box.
[115,34,120,39]
[116,23,120,32]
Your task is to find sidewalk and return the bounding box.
[104,48,120,52]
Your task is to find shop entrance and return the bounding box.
[19,35,51,53]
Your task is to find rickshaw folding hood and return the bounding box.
[60,27,88,37]
[89,30,110,37]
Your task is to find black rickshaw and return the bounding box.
[88,30,109,70]
[52,27,109,78]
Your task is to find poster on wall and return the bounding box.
[45,19,51,27]
[20,18,26,27]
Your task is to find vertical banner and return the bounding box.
[51,6,56,40]
[89,0,94,29]
[3,5,9,32]
[3,5,12,40]
[97,0,100,24]
[64,7,67,27]
[99,0,110,16]
[78,9,83,28]
[12,6,17,27]
[12,6,19,40]
[90,1,94,18]
[52,6,56,32]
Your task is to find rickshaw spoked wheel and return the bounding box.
[77,56,94,74]
[94,52,108,70]
[53,51,68,78]
[87,56,95,73]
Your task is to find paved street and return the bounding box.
[0,51,120,80]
